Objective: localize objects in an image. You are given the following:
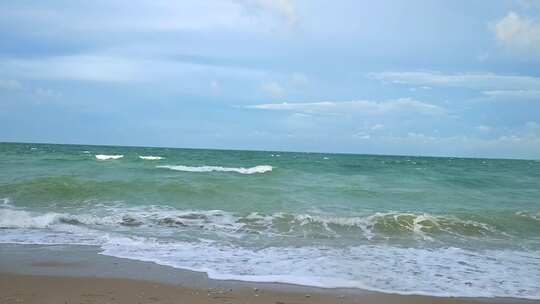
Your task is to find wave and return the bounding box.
[0,204,243,236]
[516,211,540,221]
[0,208,60,229]
[139,155,163,160]
[98,239,540,299]
[157,165,272,174]
[1,203,539,299]
[243,211,507,241]
[0,203,515,242]
[1,208,539,299]
[95,154,123,160]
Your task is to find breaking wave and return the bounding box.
[139,155,163,160]
[157,165,272,174]
[95,154,123,160]
[0,204,517,242]
[516,211,540,221]
[1,202,540,299]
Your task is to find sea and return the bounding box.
[1,142,539,299]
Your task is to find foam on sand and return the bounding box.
[139,156,163,160]
[95,154,124,160]
[157,165,272,174]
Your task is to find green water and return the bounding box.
[1,142,539,298]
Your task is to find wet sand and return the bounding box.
[0,244,536,304]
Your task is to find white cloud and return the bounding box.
[1,0,297,42]
[371,123,385,131]
[354,133,371,140]
[493,11,540,54]
[369,71,540,90]
[0,79,23,90]
[475,125,492,132]
[1,55,139,83]
[236,0,298,27]
[248,98,446,116]
[482,90,540,99]
[0,53,268,87]
[261,81,285,98]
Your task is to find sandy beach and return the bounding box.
[1,244,537,304]
[0,273,505,304]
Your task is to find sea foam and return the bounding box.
[157,165,272,174]
[139,155,163,160]
[1,204,539,299]
[95,154,124,160]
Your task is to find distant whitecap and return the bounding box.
[139,156,163,160]
[95,154,123,160]
[157,165,272,174]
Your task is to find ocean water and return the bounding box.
[1,142,539,299]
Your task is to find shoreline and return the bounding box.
[1,243,537,304]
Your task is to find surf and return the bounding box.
[139,155,163,160]
[156,164,272,174]
[95,154,124,160]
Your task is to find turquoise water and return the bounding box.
[1,142,539,298]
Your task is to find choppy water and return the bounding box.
[1,142,539,299]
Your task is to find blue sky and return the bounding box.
[1,0,540,158]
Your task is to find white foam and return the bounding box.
[516,211,540,221]
[0,208,61,228]
[139,155,163,160]
[157,165,272,174]
[95,154,124,160]
[99,239,540,299]
[0,203,503,242]
[1,205,539,299]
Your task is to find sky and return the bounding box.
[1,0,540,159]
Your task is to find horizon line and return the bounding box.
[1,140,537,162]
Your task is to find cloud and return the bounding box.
[475,125,492,132]
[354,132,371,140]
[493,11,540,54]
[374,133,540,159]
[526,121,540,130]
[34,88,61,99]
[371,123,385,131]
[517,0,540,10]
[482,90,540,99]
[1,55,139,83]
[248,98,446,116]
[369,71,540,90]
[0,79,22,90]
[261,81,285,98]
[236,0,298,27]
[0,53,269,88]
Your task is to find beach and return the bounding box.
[3,0,540,302]
[1,244,535,304]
